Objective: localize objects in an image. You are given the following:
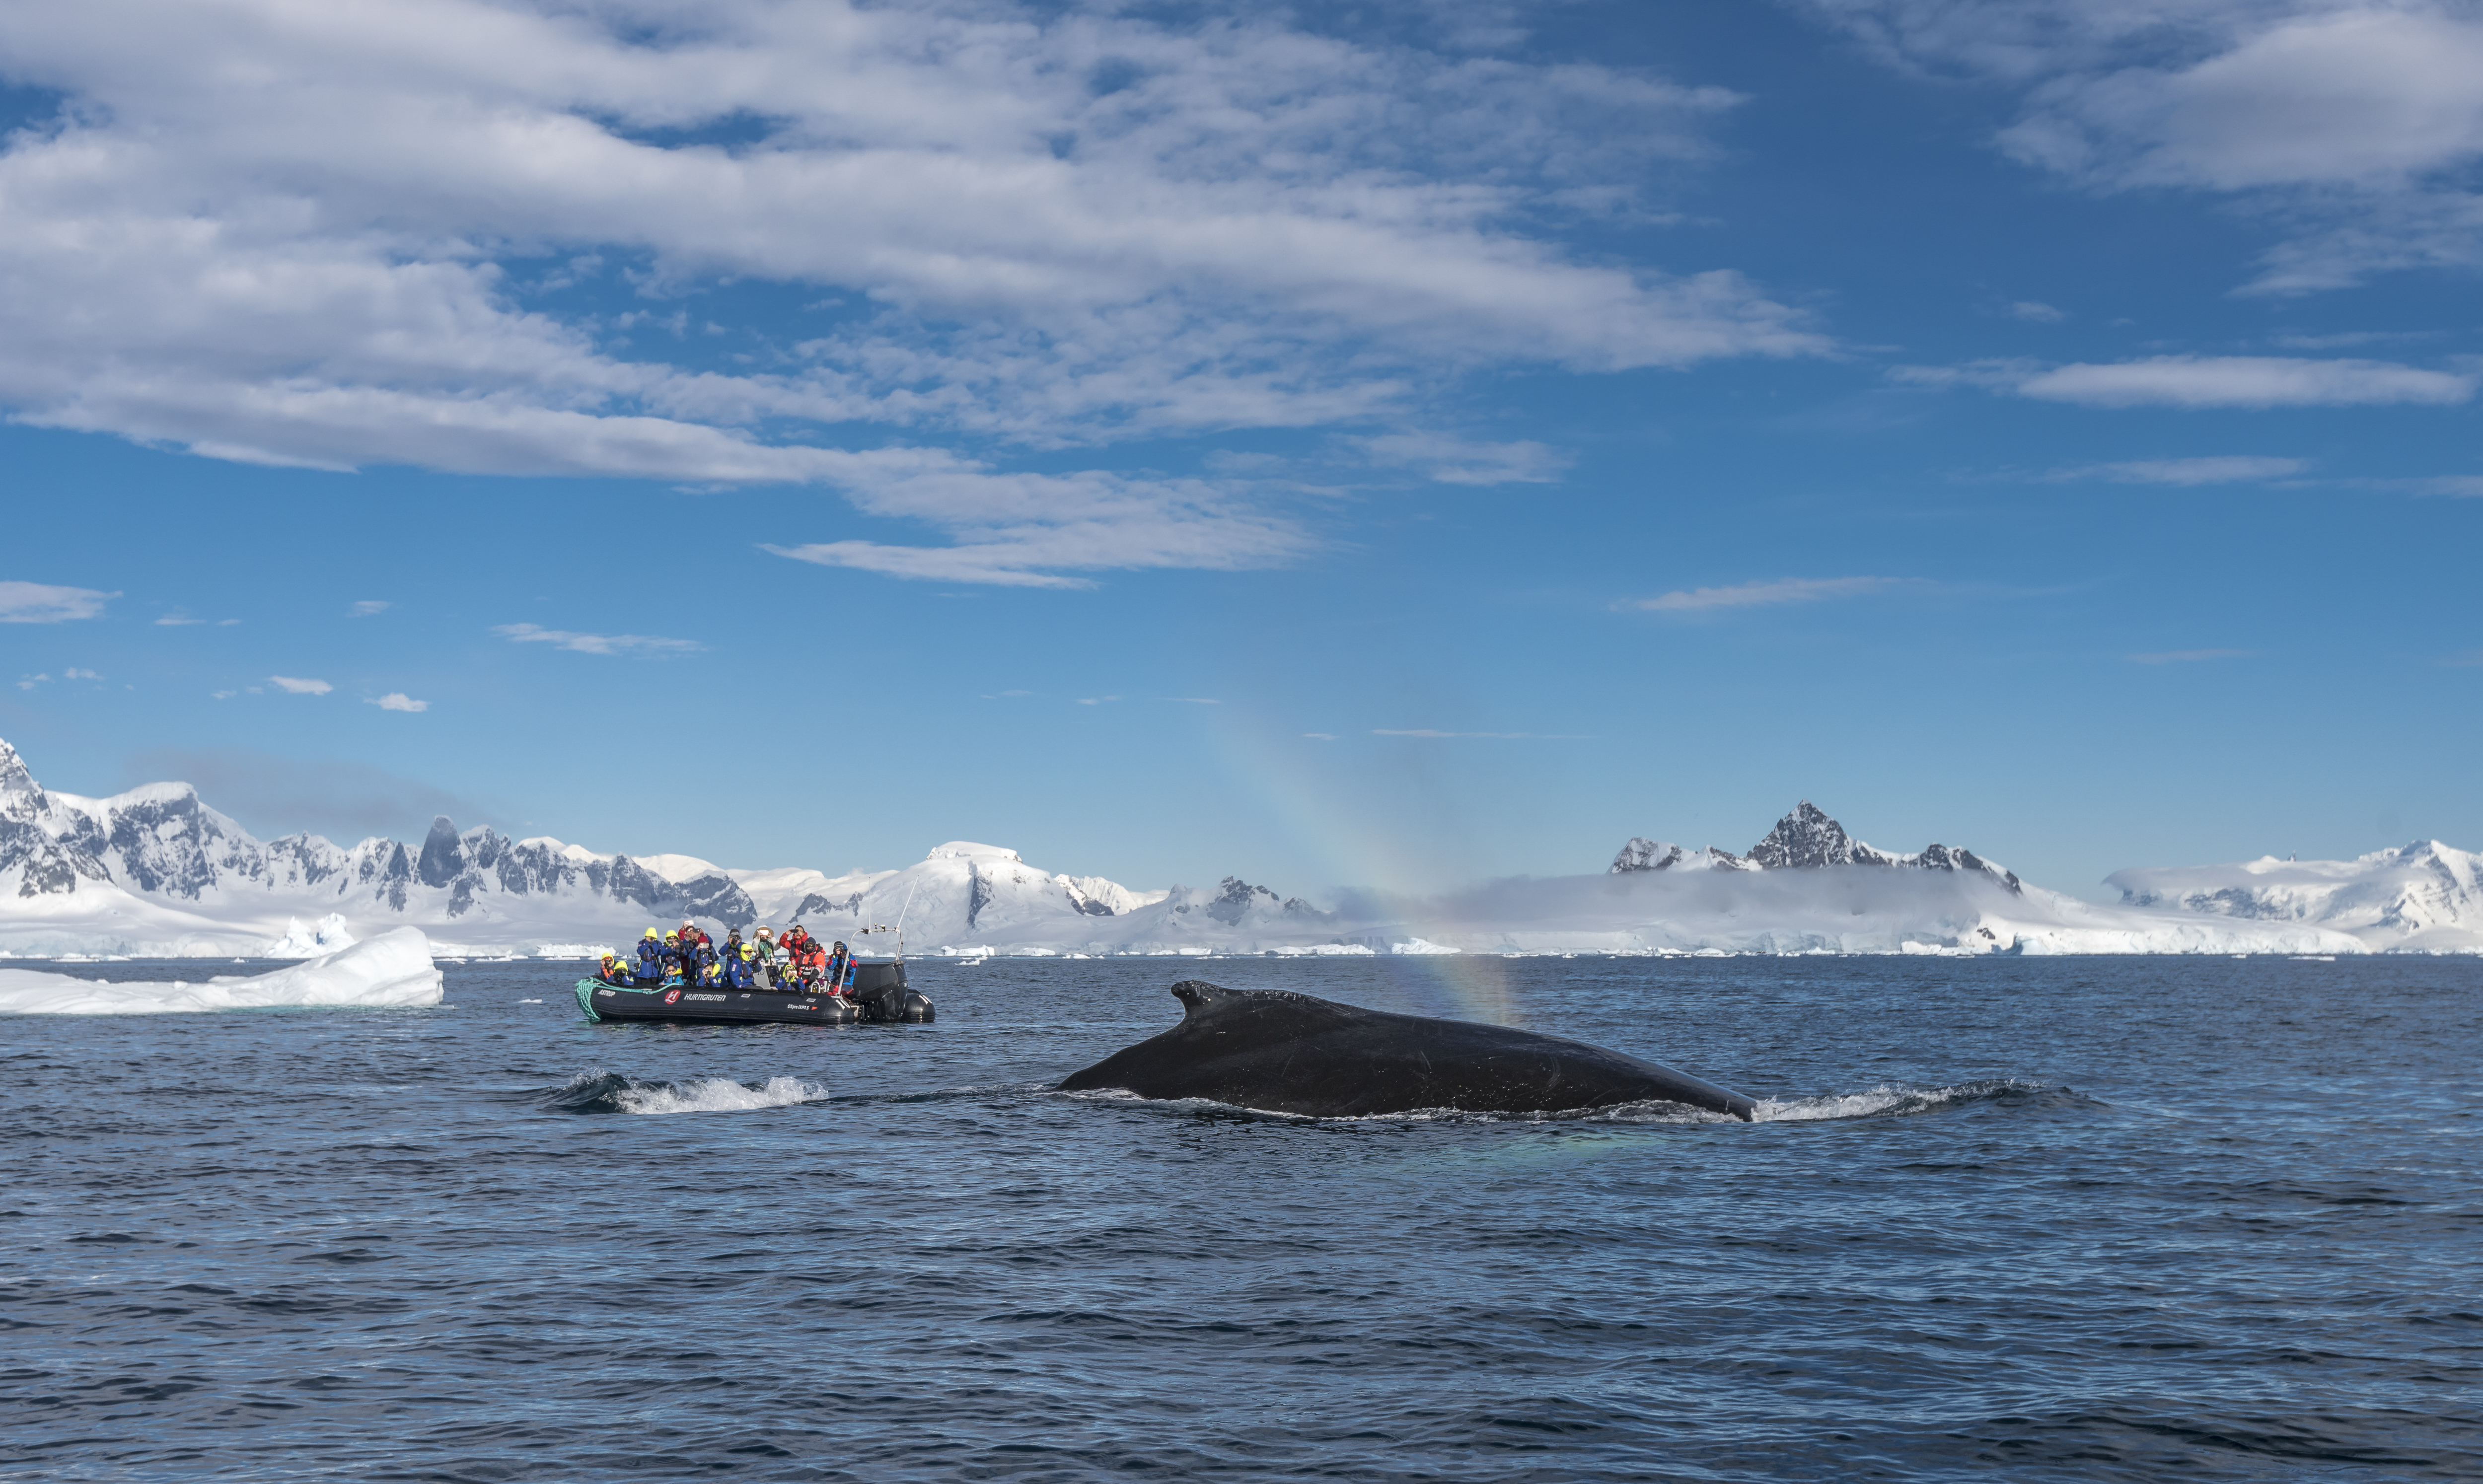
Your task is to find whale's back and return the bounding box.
[1059,981,1756,1120]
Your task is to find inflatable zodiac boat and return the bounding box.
[574,959,933,1026]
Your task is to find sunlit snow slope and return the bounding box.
[2108,843,2483,952]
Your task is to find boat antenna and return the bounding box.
[859,880,921,963]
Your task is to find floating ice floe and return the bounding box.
[0,928,443,1015]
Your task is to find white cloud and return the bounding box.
[494,622,702,656]
[1999,9,2483,192]
[1627,576,1902,612]
[1360,432,1574,486]
[155,613,203,626]
[1303,732,1337,740]
[350,600,390,616]
[267,675,332,694]
[760,455,1311,586]
[0,580,117,623]
[64,668,99,680]
[1901,354,2475,409]
[2128,648,2253,664]
[2018,356,2474,408]
[366,692,428,711]
[2063,455,2310,485]
[0,0,1829,584]
[1801,2,2483,292]
[16,673,48,690]
[2009,300,2066,321]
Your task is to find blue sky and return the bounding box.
[1,0,2477,901]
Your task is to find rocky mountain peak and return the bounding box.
[1610,837,1684,873]
[416,815,466,889]
[1608,802,2021,894]
[1747,801,1869,869]
[0,739,47,822]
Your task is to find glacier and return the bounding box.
[2107,842,2483,953]
[0,736,2464,957]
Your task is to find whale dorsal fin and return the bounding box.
[1168,980,1363,1026]
[1170,979,1246,1016]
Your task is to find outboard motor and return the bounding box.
[848,961,933,1023]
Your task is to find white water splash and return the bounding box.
[1751,1078,2064,1123]
[614,1075,828,1116]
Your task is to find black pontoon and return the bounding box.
[574,924,932,1026]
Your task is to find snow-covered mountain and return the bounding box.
[0,738,1186,954]
[2107,842,2483,953]
[1610,801,2023,892]
[0,735,2458,956]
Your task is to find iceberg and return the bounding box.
[266,912,355,957]
[0,928,443,1015]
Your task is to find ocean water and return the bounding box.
[4,954,2478,1483]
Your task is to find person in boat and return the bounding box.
[680,919,711,958]
[696,944,728,987]
[661,930,685,984]
[824,939,855,998]
[723,927,744,967]
[598,951,633,986]
[635,929,665,986]
[724,942,756,989]
[794,934,827,990]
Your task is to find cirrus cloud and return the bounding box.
[1799,2,2483,293]
[2018,356,2474,408]
[2055,455,2310,485]
[267,675,332,695]
[0,580,118,624]
[495,623,702,657]
[0,0,1829,587]
[1626,576,1904,613]
[1894,355,2475,409]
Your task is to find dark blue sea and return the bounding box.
[5,954,2478,1482]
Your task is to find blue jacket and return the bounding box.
[636,940,663,980]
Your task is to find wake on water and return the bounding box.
[539,1070,831,1116]
[1751,1077,2107,1122]
[1053,1077,2100,1126]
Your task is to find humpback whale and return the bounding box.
[1060,980,1758,1121]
